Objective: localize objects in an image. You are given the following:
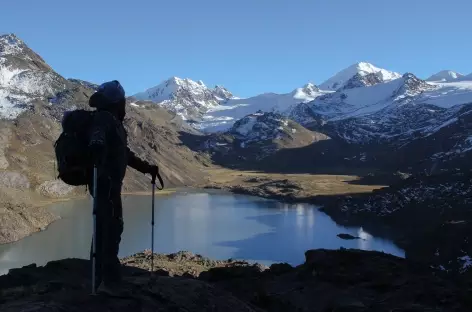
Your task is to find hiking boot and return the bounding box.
[97,281,131,297]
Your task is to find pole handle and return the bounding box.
[151,172,164,189]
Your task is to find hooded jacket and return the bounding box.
[88,91,150,184]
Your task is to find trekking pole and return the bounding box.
[91,165,98,295]
[151,173,156,275]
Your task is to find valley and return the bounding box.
[0,32,471,299]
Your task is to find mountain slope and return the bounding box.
[427,70,464,82]
[0,34,210,244]
[319,62,402,91]
[0,34,70,119]
[459,73,472,81]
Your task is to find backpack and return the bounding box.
[54,109,95,186]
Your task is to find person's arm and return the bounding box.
[128,147,164,189]
[127,147,151,174]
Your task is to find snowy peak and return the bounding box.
[0,33,52,72]
[213,85,233,100]
[319,62,402,91]
[0,34,70,119]
[134,77,210,102]
[298,83,320,95]
[132,77,236,120]
[427,70,464,82]
[134,77,234,103]
[0,34,26,57]
[290,82,321,101]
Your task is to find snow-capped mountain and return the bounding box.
[290,73,434,123]
[286,72,472,170]
[0,34,70,119]
[427,70,464,82]
[198,83,329,132]
[132,77,234,121]
[133,77,327,131]
[319,62,402,91]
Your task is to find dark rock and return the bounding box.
[330,296,366,311]
[268,263,292,275]
[337,233,361,240]
[0,249,470,311]
[199,264,266,282]
[304,249,329,264]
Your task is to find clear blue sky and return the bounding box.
[1,0,471,97]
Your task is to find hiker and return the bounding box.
[88,80,159,295]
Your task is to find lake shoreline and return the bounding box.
[0,168,404,259]
[0,187,177,246]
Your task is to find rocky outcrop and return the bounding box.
[341,72,384,90]
[0,249,469,311]
[223,179,305,202]
[37,180,75,198]
[199,112,328,166]
[0,188,58,243]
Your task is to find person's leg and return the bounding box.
[101,185,124,285]
[97,184,133,296]
[89,174,113,290]
[110,194,124,283]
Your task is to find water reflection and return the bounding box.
[357,227,373,250]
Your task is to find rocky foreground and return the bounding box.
[1,249,471,311]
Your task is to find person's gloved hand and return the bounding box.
[89,140,105,165]
[148,165,159,182]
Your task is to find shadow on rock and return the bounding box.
[1,249,471,311]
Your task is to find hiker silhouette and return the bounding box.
[87,80,160,296]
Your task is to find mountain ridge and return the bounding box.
[427,70,464,82]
